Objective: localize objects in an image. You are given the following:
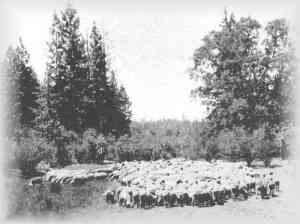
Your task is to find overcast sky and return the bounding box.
[0,0,298,121]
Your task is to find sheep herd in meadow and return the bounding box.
[104,158,280,209]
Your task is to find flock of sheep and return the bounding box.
[28,163,114,186]
[104,158,280,208]
[27,158,281,209]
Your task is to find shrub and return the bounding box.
[257,139,279,167]
[208,125,281,166]
[105,134,118,161]
[53,126,79,167]
[11,130,56,178]
[274,124,294,159]
[7,177,112,218]
[216,129,240,162]
[81,129,98,163]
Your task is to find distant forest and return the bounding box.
[1,7,295,178]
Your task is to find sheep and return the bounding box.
[104,158,281,209]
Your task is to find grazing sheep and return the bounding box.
[104,159,280,209]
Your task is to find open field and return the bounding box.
[5,159,298,223]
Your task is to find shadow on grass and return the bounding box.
[6,176,116,219]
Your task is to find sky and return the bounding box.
[0,0,298,121]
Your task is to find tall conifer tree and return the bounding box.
[87,24,132,137]
[106,71,131,137]
[46,6,88,134]
[86,24,108,132]
[2,38,40,138]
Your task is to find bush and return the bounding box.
[10,119,289,174]
[53,126,79,167]
[80,129,98,163]
[257,139,279,167]
[204,125,281,166]
[204,139,219,162]
[73,129,108,164]
[105,134,118,161]
[74,143,89,164]
[274,124,294,159]
[11,130,56,178]
[216,129,240,162]
[7,177,112,218]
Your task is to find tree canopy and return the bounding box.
[45,6,131,138]
[191,12,295,135]
[2,38,40,138]
[191,12,296,164]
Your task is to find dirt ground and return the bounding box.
[9,159,299,224]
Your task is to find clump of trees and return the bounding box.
[190,11,296,166]
[44,7,131,138]
[2,6,131,176]
[106,120,203,162]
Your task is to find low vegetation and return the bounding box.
[6,175,115,218]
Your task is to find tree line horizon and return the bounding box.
[1,6,295,177]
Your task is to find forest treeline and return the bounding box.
[1,7,295,178]
[2,6,131,176]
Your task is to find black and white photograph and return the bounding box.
[0,0,299,223]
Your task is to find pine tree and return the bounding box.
[46,6,88,135]
[2,38,40,138]
[86,23,108,132]
[87,24,132,137]
[35,81,51,138]
[106,71,131,137]
[2,46,20,138]
[116,85,132,136]
[45,6,131,140]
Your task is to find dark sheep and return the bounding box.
[106,191,115,204]
[275,181,280,192]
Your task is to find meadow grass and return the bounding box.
[5,175,115,219]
